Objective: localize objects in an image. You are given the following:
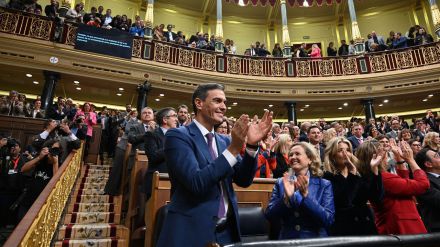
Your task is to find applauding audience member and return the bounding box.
[265,142,334,239]
[324,138,383,236]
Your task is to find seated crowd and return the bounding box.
[0,86,440,242]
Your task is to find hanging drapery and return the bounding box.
[225,0,347,7]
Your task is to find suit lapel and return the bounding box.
[188,122,211,163]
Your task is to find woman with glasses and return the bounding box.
[323,137,383,236]
[409,139,423,155]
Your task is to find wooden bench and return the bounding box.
[125,151,148,231]
[144,173,276,247]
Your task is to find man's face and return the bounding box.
[126,105,132,112]
[196,89,226,126]
[98,6,103,13]
[308,127,322,144]
[106,9,111,16]
[427,150,440,171]
[141,108,154,123]
[353,126,363,138]
[58,98,65,105]
[369,118,375,124]
[164,110,177,129]
[178,107,188,123]
[10,144,20,156]
[9,92,18,101]
[391,120,400,130]
[35,100,41,108]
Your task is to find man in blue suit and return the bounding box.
[157,83,273,247]
[347,124,364,152]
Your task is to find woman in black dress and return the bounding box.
[323,137,383,235]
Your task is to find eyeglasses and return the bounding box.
[411,144,421,147]
[166,114,178,118]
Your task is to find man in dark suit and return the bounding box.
[157,83,273,247]
[348,124,364,152]
[307,125,324,162]
[164,24,177,42]
[416,148,440,232]
[144,107,177,200]
[414,119,428,144]
[386,119,400,141]
[128,107,155,151]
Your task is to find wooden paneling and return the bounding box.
[0,115,45,147]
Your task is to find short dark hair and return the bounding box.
[156,107,176,126]
[192,83,224,115]
[415,148,432,171]
[307,125,321,134]
[43,119,55,130]
[375,134,389,141]
[177,104,188,112]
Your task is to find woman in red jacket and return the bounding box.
[357,138,429,234]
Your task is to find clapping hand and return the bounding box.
[370,145,385,175]
[295,175,309,197]
[389,139,403,160]
[228,114,250,156]
[282,172,296,198]
[246,110,273,145]
[399,140,414,162]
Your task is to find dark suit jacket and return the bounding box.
[164,31,177,42]
[347,136,362,152]
[157,122,258,247]
[143,128,167,199]
[417,172,440,232]
[128,122,147,153]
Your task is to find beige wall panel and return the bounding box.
[155,9,201,40]
[223,22,267,54]
[356,10,414,38]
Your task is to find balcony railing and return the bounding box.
[1,7,440,78]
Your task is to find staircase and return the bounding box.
[54,161,129,247]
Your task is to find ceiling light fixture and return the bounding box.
[422,99,428,102]
[428,94,433,97]
[383,99,389,103]
[379,104,383,106]
[159,93,165,97]
[343,103,348,106]
[26,74,32,78]
[300,109,304,111]
[268,104,273,108]
[233,102,238,105]
[76,87,81,90]
[304,104,310,107]
[116,93,122,96]
[33,81,39,85]
[338,107,343,110]
[155,98,160,102]
[227,107,232,110]
[74,81,80,84]
[118,88,124,91]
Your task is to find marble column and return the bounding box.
[428,0,440,37]
[280,0,291,57]
[144,0,154,38]
[215,0,224,52]
[348,0,364,53]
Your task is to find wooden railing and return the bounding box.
[5,144,84,247]
[1,6,440,78]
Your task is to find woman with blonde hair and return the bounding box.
[265,142,334,239]
[323,137,383,236]
[422,132,440,151]
[322,128,337,146]
[269,133,293,178]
